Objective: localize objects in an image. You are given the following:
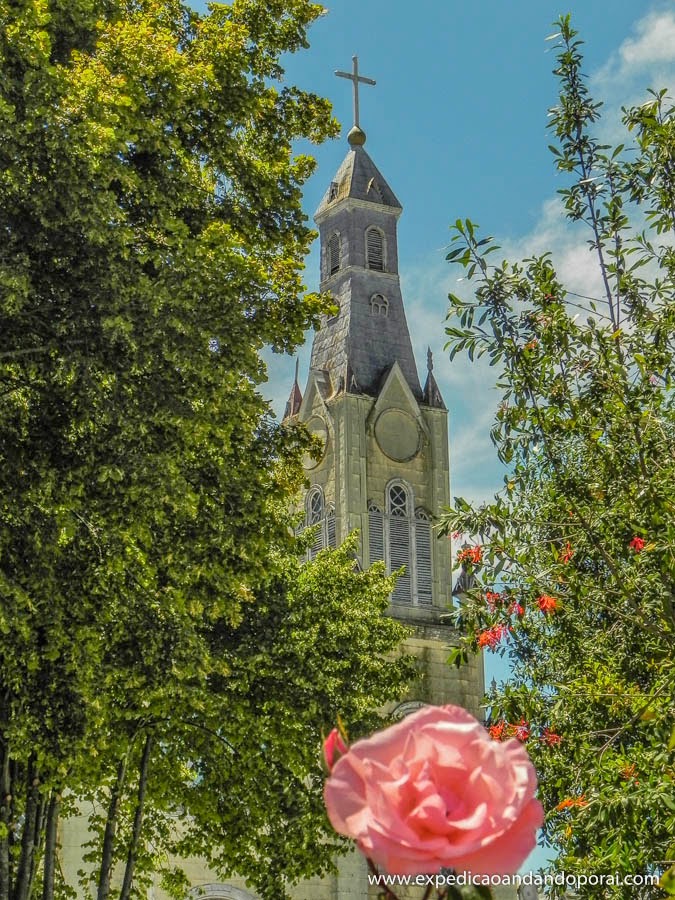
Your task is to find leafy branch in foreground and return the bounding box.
[441,15,675,898]
[0,2,415,899]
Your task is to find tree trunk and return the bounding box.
[14,763,40,900]
[25,795,47,900]
[96,756,128,900]
[41,792,60,900]
[0,747,10,900]
[118,735,153,900]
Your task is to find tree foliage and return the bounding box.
[0,2,415,898]
[442,16,675,898]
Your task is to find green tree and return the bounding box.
[0,2,415,898]
[441,16,675,898]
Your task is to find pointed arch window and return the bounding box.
[326,503,336,548]
[305,487,337,558]
[328,232,341,276]
[415,508,433,604]
[366,227,385,271]
[370,294,389,317]
[387,483,412,603]
[368,501,384,563]
[373,483,434,605]
[307,486,324,525]
[306,486,324,559]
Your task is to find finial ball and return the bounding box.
[348,125,366,146]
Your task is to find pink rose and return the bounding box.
[324,705,543,877]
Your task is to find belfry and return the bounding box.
[288,58,475,626]
[282,62,485,896]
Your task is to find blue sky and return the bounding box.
[193,0,675,872]
[206,0,675,505]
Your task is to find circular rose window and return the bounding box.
[302,415,328,469]
[374,409,421,461]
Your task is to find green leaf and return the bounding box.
[660,866,675,896]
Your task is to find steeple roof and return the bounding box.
[315,143,401,220]
[310,133,422,400]
[423,348,446,409]
[283,360,303,419]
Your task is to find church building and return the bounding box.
[277,59,486,899]
[62,59,487,900]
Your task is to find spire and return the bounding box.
[283,358,303,419]
[310,60,421,399]
[423,348,446,409]
[315,143,401,215]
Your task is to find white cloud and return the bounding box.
[592,6,675,131]
[614,10,675,71]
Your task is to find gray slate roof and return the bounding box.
[315,145,402,218]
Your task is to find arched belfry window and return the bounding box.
[368,501,384,564]
[372,483,434,606]
[328,232,341,276]
[305,487,336,558]
[370,294,388,317]
[415,508,433,604]
[307,486,324,525]
[306,486,325,559]
[387,483,412,603]
[366,227,385,271]
[326,503,336,549]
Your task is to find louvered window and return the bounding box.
[308,488,323,524]
[307,487,325,560]
[382,484,435,605]
[326,504,336,548]
[415,509,433,604]
[370,294,388,317]
[366,227,384,271]
[388,485,412,603]
[328,233,340,275]
[368,501,384,563]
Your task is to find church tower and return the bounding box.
[290,59,479,636]
[281,58,485,899]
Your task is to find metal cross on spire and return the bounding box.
[335,56,376,129]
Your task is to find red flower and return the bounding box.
[457,545,482,565]
[555,795,587,811]
[541,727,562,747]
[620,763,638,783]
[629,536,645,553]
[451,531,463,540]
[560,542,573,564]
[477,624,508,651]
[485,590,503,611]
[488,720,508,741]
[512,719,530,742]
[536,594,558,614]
[508,600,525,618]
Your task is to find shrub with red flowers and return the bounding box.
[485,589,503,611]
[477,623,509,650]
[541,727,562,747]
[457,544,483,565]
[488,719,508,741]
[536,593,559,614]
[441,16,675,894]
[560,542,574,564]
[508,599,525,618]
[511,719,531,742]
